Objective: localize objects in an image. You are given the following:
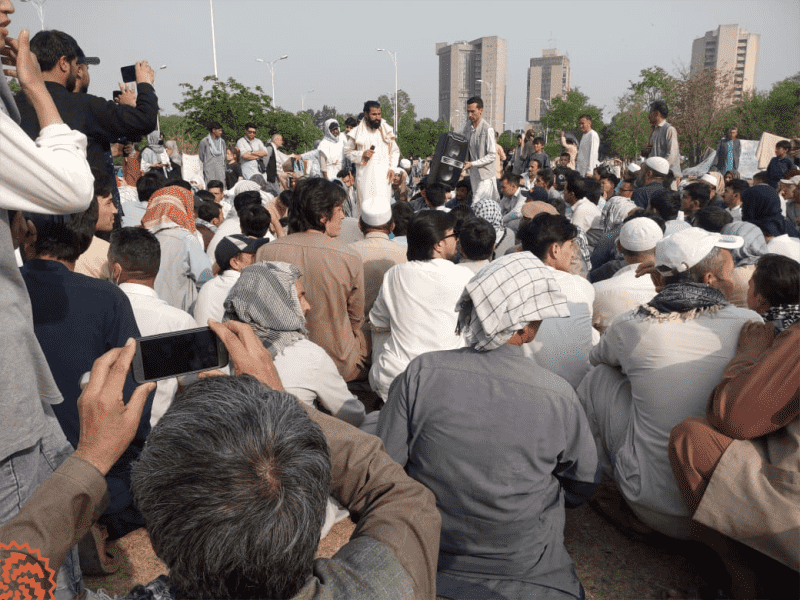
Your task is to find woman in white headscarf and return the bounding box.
[317,118,345,181]
[141,130,171,177]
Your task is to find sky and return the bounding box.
[8,0,800,130]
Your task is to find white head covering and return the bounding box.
[456,253,570,352]
[322,118,340,143]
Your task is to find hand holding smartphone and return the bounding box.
[132,326,229,384]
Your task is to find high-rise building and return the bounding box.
[436,36,507,133]
[526,49,571,124]
[690,24,760,100]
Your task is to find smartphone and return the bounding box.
[120,65,137,83]
[132,327,229,384]
[113,90,121,101]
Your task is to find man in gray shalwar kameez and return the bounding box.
[378,252,600,600]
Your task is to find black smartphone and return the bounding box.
[132,327,229,384]
[113,90,121,101]
[120,65,137,83]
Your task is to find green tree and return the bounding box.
[312,105,338,129]
[378,90,416,129]
[541,90,603,158]
[728,74,800,140]
[396,118,451,158]
[174,76,320,154]
[498,130,515,152]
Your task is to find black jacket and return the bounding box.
[15,81,158,177]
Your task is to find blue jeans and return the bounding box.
[0,406,83,600]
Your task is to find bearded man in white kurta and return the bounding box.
[345,101,399,219]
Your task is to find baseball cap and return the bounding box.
[75,44,100,65]
[618,218,663,252]
[645,157,670,176]
[215,234,269,271]
[655,228,743,274]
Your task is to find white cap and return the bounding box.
[399,158,411,170]
[645,156,670,176]
[700,173,718,186]
[655,228,743,274]
[618,218,663,251]
[361,203,392,227]
[779,175,800,185]
[627,163,641,173]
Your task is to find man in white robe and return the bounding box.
[345,101,399,219]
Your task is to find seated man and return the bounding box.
[0,321,441,600]
[498,172,528,233]
[378,252,599,600]
[109,228,197,427]
[20,215,152,542]
[518,214,598,389]
[592,216,662,334]
[669,254,800,582]
[457,217,495,274]
[578,227,761,539]
[369,211,473,400]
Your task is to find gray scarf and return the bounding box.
[204,132,224,156]
[222,262,307,358]
[638,282,727,319]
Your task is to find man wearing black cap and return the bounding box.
[15,30,158,207]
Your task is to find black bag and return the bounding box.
[428,132,468,188]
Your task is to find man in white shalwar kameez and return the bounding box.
[345,101,399,220]
[460,96,500,202]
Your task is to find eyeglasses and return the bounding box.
[246,129,257,134]
[442,233,458,241]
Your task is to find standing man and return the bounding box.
[345,100,399,218]
[714,127,741,175]
[461,96,499,201]
[575,114,599,177]
[236,122,268,181]
[643,100,681,184]
[198,121,226,187]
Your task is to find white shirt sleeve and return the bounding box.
[344,134,363,164]
[587,131,600,176]
[0,114,93,213]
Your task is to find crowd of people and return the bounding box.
[1,3,799,599]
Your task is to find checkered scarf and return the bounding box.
[142,186,197,234]
[222,262,307,358]
[456,252,570,352]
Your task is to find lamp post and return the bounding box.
[209,0,218,78]
[534,97,551,144]
[301,90,314,112]
[476,79,493,131]
[255,55,288,108]
[376,48,398,135]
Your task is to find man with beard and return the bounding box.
[15,30,158,202]
[345,100,400,219]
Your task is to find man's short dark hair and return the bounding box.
[336,169,349,179]
[244,122,257,131]
[136,172,166,204]
[93,172,114,199]
[207,179,224,192]
[600,173,620,188]
[725,179,749,196]
[196,201,221,223]
[29,30,79,72]
[344,117,357,128]
[233,191,262,216]
[776,140,791,151]
[560,152,571,159]
[466,96,483,109]
[649,100,669,119]
[459,218,495,261]
[363,100,380,114]
[684,182,712,208]
[529,158,541,169]
[194,190,215,206]
[537,168,554,188]
[583,178,602,204]
[649,190,681,221]
[208,121,222,132]
[406,211,456,261]
[288,178,346,233]
[30,214,93,263]
[752,254,800,307]
[390,202,415,237]
[565,174,587,199]
[518,214,578,260]
[455,180,471,192]
[578,114,592,122]
[752,171,769,185]
[108,227,161,278]
[500,173,521,187]
[239,204,271,238]
[694,206,733,233]
[131,375,330,600]
[532,137,544,146]
[425,183,448,208]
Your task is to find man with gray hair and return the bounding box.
[379,252,600,600]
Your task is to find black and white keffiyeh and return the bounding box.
[763,304,800,333]
[222,262,307,357]
[456,252,570,352]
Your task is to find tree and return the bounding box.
[498,130,515,152]
[395,118,451,158]
[541,90,603,158]
[312,105,338,129]
[378,89,416,129]
[173,76,320,154]
[728,74,800,140]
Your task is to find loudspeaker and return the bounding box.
[428,132,468,188]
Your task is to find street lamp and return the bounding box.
[376,48,398,135]
[301,89,314,112]
[255,55,288,108]
[209,0,218,78]
[534,97,551,143]
[476,79,493,131]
